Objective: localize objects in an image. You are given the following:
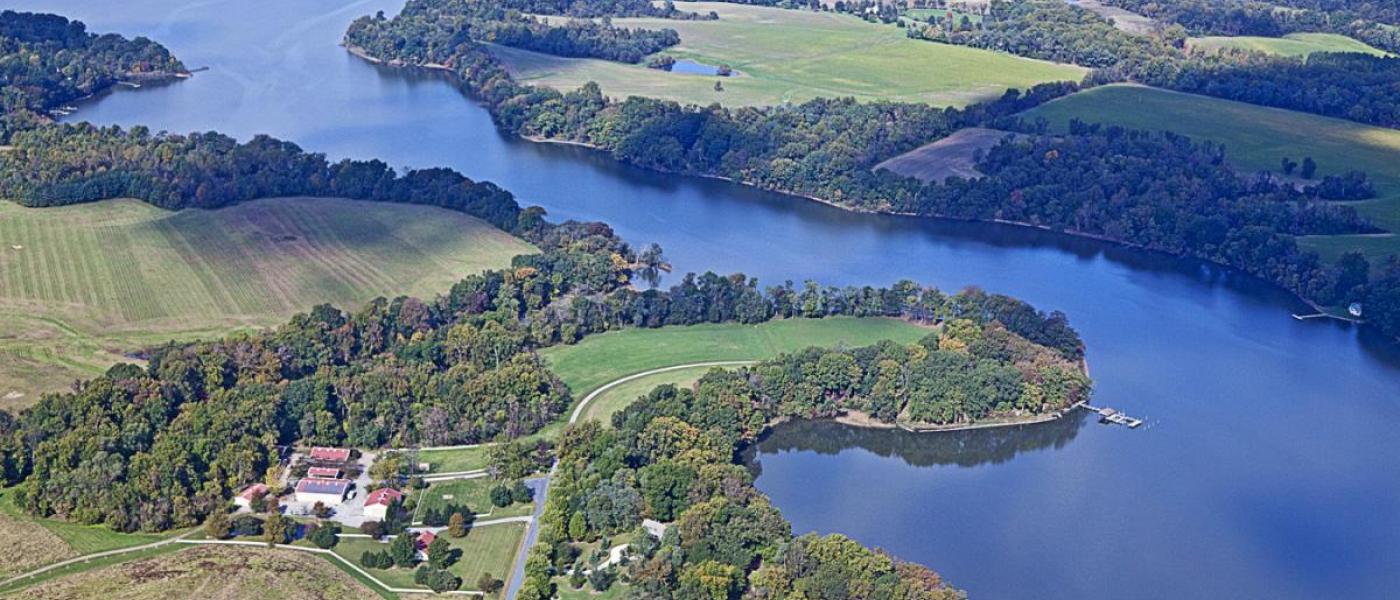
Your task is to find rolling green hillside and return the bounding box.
[1022,84,1400,263]
[1188,32,1391,58]
[0,197,534,404]
[492,2,1086,107]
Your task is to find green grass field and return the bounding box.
[444,522,524,589]
[1189,32,1391,57]
[0,197,534,405]
[417,447,491,474]
[414,478,534,522]
[334,523,523,592]
[540,316,930,399]
[491,2,1085,107]
[579,364,718,425]
[1021,84,1400,262]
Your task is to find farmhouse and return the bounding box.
[364,487,404,521]
[309,447,352,463]
[294,477,351,505]
[234,483,268,510]
[416,530,437,560]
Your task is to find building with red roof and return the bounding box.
[363,487,404,521]
[307,466,341,479]
[308,447,352,462]
[234,483,268,509]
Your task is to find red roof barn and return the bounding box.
[309,447,351,462]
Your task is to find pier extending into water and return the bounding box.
[1076,402,1144,428]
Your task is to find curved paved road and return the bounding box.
[568,361,757,424]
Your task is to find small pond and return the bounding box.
[668,58,735,76]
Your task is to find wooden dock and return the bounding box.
[1076,403,1144,429]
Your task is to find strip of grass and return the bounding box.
[540,316,930,399]
[491,2,1085,107]
[1021,83,1400,262]
[1188,32,1392,57]
[580,365,718,426]
[0,197,534,403]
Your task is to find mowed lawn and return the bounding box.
[333,523,523,592]
[579,364,717,425]
[1188,32,1392,57]
[540,316,931,399]
[0,197,533,405]
[414,478,534,522]
[417,447,491,474]
[491,2,1086,107]
[1022,84,1400,262]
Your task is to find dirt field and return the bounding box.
[8,545,380,600]
[0,508,74,579]
[873,127,1018,183]
[1065,0,1157,34]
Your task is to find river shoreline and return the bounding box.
[347,46,1374,338]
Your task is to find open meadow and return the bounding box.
[1021,83,1400,263]
[1188,32,1392,57]
[491,2,1086,107]
[0,197,533,405]
[540,316,931,399]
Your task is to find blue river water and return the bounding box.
[14,1,1400,597]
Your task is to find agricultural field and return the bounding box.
[874,127,1018,183]
[1065,0,1156,34]
[0,197,534,405]
[1022,84,1400,262]
[3,545,383,600]
[490,2,1086,107]
[1188,32,1392,57]
[540,316,931,399]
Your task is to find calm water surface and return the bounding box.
[16,1,1400,598]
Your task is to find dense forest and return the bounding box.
[478,18,680,63]
[352,0,690,66]
[344,4,1400,339]
[0,123,530,233]
[0,11,185,138]
[907,0,1400,129]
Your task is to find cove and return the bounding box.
[16,1,1400,598]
